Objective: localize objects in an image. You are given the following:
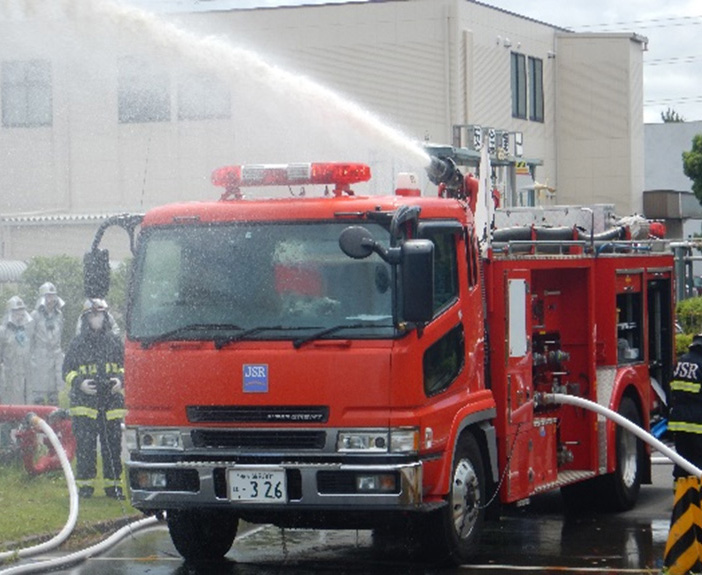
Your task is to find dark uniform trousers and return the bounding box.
[65,361,126,491]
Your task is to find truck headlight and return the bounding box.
[137,429,183,451]
[336,428,419,454]
[337,430,388,452]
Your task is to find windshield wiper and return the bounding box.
[214,325,286,349]
[292,322,393,349]
[140,323,242,348]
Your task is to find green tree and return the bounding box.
[662,107,685,122]
[683,134,702,204]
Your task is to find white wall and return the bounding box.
[0,0,646,259]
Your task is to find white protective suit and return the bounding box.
[0,296,34,405]
[30,284,65,404]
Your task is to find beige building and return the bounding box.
[0,0,647,261]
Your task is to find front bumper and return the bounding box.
[127,459,424,511]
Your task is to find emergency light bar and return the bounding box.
[211,162,371,199]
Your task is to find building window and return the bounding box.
[1,60,52,128]
[178,74,231,121]
[529,56,544,122]
[511,52,526,119]
[118,57,170,123]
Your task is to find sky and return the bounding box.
[188,0,702,125]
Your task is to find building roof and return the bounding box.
[0,261,27,283]
[115,0,368,13]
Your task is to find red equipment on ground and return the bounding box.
[0,405,76,475]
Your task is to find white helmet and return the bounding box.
[36,282,65,310]
[81,298,108,315]
[39,282,58,296]
[6,296,31,326]
[7,296,26,311]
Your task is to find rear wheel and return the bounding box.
[424,432,486,564]
[167,509,238,562]
[600,396,643,511]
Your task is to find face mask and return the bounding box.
[10,310,26,326]
[87,313,105,331]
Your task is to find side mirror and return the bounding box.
[339,226,376,259]
[339,225,434,324]
[401,240,434,323]
[84,249,110,299]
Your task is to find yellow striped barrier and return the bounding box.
[664,476,702,574]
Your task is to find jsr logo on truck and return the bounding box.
[243,364,268,393]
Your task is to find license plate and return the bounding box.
[228,467,287,503]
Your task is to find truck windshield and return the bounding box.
[128,221,395,342]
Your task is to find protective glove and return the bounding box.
[110,377,123,394]
[80,379,97,396]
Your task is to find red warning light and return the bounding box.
[211,162,371,199]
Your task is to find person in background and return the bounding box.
[668,333,702,478]
[0,296,33,405]
[62,298,126,499]
[30,282,65,405]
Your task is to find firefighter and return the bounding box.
[668,333,702,478]
[62,298,126,499]
[0,296,34,405]
[30,282,65,405]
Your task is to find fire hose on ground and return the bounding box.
[0,412,161,575]
[0,394,696,573]
[0,412,79,564]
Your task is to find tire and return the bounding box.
[167,509,238,562]
[424,432,486,565]
[600,396,643,511]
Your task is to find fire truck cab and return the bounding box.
[84,156,674,565]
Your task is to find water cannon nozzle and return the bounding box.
[426,156,465,196]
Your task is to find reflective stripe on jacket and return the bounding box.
[669,348,702,434]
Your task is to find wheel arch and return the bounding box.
[434,407,498,496]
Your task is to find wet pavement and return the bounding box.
[7,461,675,575]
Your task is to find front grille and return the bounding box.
[191,429,327,451]
[187,405,329,424]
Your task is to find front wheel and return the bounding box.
[424,432,486,565]
[167,509,238,563]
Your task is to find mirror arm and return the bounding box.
[91,213,144,255]
[365,241,401,265]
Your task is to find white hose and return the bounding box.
[0,413,79,563]
[0,516,162,575]
[0,411,164,574]
[539,392,702,477]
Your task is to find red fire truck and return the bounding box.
[84,152,674,565]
